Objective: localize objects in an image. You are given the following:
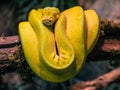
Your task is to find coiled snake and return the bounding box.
[19,6,100,82]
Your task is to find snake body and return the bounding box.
[19,6,99,82]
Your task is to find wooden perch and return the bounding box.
[0,19,120,90]
[0,35,21,73]
[0,36,20,61]
[70,67,120,90]
[0,20,120,69]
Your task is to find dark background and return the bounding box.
[0,0,120,90]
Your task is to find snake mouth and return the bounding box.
[42,19,53,26]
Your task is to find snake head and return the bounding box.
[41,7,60,26]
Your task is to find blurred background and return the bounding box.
[0,0,120,90]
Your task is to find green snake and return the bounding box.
[19,6,100,82]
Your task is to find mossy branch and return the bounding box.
[0,19,120,71]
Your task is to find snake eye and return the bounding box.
[53,13,60,19]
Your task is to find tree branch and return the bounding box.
[0,35,20,61]
[0,35,22,73]
[0,19,120,89]
[0,20,120,69]
[70,67,120,90]
[0,20,120,68]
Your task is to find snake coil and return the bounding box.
[19,6,100,82]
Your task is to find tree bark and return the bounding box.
[0,20,120,70]
[70,67,120,90]
[0,19,120,90]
